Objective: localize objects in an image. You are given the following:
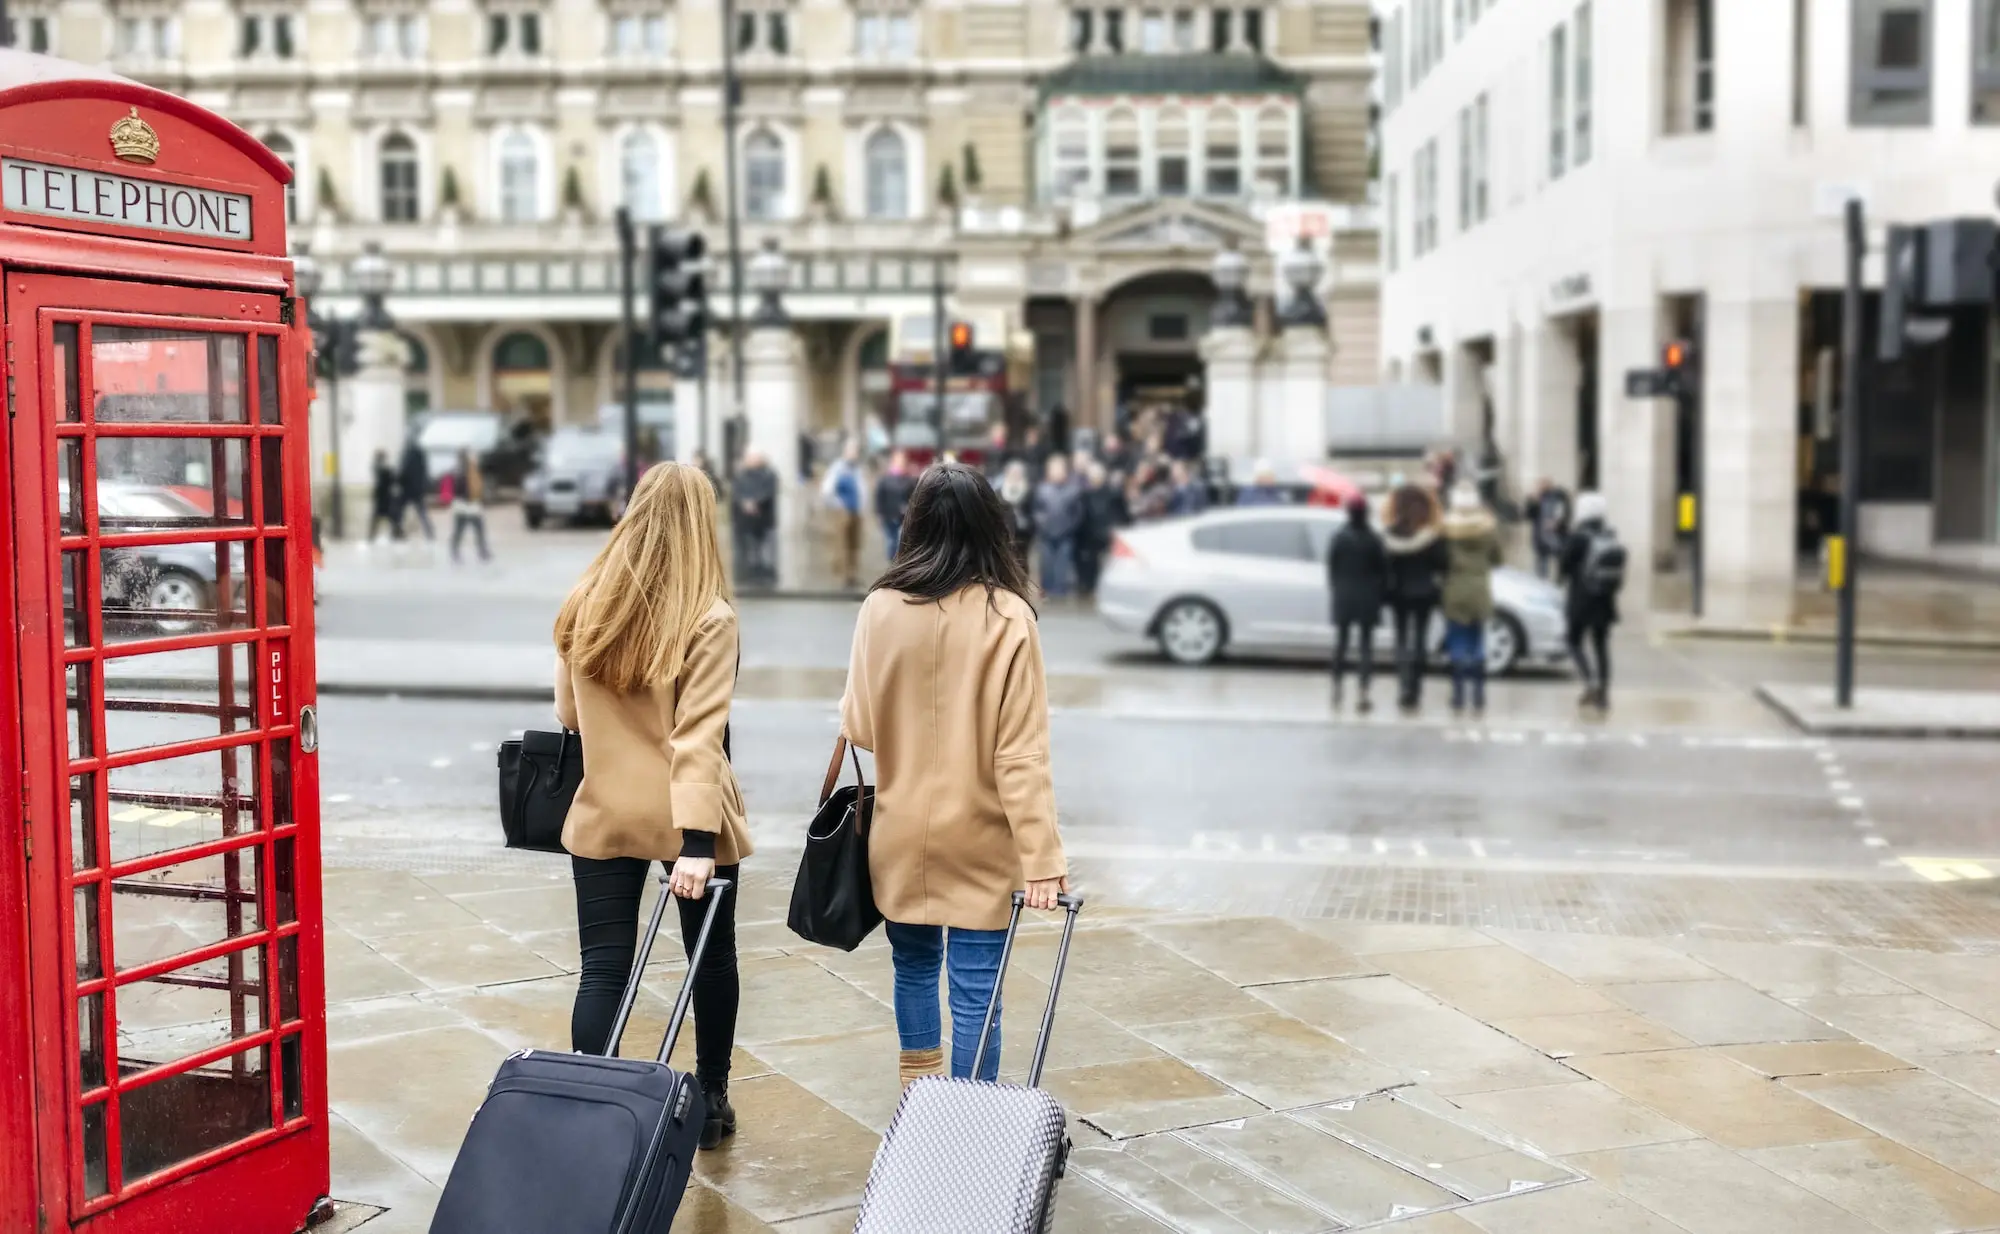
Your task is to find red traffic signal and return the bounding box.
[949,321,973,351]
[1663,339,1693,370]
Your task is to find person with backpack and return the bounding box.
[822,442,866,590]
[1526,479,1572,580]
[1559,490,1624,711]
[1440,484,1504,718]
[1326,493,1389,712]
[1382,484,1450,712]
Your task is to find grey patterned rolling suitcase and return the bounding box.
[854,891,1084,1234]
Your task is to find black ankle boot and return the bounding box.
[698,1076,736,1150]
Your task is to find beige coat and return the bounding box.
[840,585,1067,931]
[555,598,752,864]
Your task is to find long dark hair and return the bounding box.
[874,463,1034,607]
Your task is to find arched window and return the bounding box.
[620,129,662,222]
[380,131,420,222]
[1102,108,1140,198]
[1155,109,1189,196]
[744,128,785,220]
[864,128,908,219]
[499,131,539,222]
[494,332,552,371]
[1051,107,1089,200]
[1255,107,1292,196]
[1204,106,1240,195]
[264,133,298,222]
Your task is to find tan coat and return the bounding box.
[840,585,1066,931]
[555,598,752,864]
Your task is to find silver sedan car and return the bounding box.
[1097,506,1571,676]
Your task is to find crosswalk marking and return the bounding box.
[1901,857,1998,883]
[109,806,204,828]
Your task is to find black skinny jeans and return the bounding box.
[1391,601,1434,705]
[571,857,739,1083]
[1333,618,1375,692]
[1568,620,1612,694]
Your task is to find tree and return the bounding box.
[936,163,958,211]
[811,164,836,214]
[316,166,342,219]
[962,143,983,193]
[561,165,587,216]
[440,165,461,209]
[688,168,715,218]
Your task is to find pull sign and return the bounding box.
[298,704,319,754]
[268,645,290,726]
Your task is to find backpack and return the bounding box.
[1581,526,1627,597]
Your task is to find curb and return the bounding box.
[1662,625,2000,654]
[1754,684,2000,741]
[107,677,558,705]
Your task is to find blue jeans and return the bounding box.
[882,518,903,563]
[886,922,1007,1081]
[1040,535,1076,597]
[1444,619,1486,711]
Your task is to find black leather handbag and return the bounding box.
[787,737,882,951]
[497,729,581,854]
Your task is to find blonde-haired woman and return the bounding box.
[555,462,750,1150]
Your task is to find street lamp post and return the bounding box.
[295,241,394,540]
[1210,242,1253,329]
[721,0,747,478]
[1275,235,1327,329]
[747,236,789,326]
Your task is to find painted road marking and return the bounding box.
[1902,857,1998,883]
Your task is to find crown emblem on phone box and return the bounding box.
[110,108,160,165]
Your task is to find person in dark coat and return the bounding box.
[732,449,780,586]
[1326,493,1389,711]
[875,449,918,563]
[1076,461,1126,597]
[1381,483,1449,712]
[1166,460,1209,517]
[1558,491,1622,712]
[368,450,400,541]
[395,437,434,540]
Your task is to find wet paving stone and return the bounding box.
[1295,1091,1578,1202]
[1454,1180,1693,1234]
[1177,1113,1465,1227]
[1746,1137,2000,1233]
[1378,947,1621,1022]
[1603,979,1849,1047]
[1569,1140,1884,1234]
[1134,1012,1403,1111]
[1718,1041,1913,1079]
[1489,1009,1693,1058]
[1041,1055,1262,1140]
[1571,1048,1870,1150]
[1137,916,1385,986]
[1448,1080,1699,1158]
[1784,1069,2000,1192]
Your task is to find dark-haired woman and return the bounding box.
[839,462,1070,1088]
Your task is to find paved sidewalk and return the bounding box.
[1759,683,2000,739]
[323,859,2000,1234]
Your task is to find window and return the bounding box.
[1070,8,1093,52]
[1211,7,1232,50]
[498,131,539,222]
[621,129,663,221]
[24,13,53,53]
[1254,108,1290,196]
[1242,6,1264,50]
[1103,109,1141,196]
[767,10,790,53]
[368,13,426,59]
[380,132,420,222]
[1204,107,1240,195]
[1385,9,1403,109]
[1457,106,1472,230]
[264,133,298,223]
[1140,9,1168,52]
[1664,0,1715,133]
[1148,314,1189,342]
[864,128,908,219]
[744,129,785,220]
[1385,173,1399,272]
[239,13,295,58]
[857,10,915,61]
[1573,3,1592,165]
[1173,9,1196,50]
[1191,520,1312,561]
[1472,92,1488,223]
[1548,22,1568,179]
[1156,108,1190,195]
[1977,0,2000,121]
[1794,0,1812,125]
[1852,0,1932,125]
[487,8,542,56]
[611,12,669,57]
[1052,108,1090,199]
[1413,139,1438,256]
[1104,8,1124,52]
[117,15,179,58]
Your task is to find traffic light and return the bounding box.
[1661,338,1697,399]
[947,321,974,375]
[1880,225,1921,363]
[648,227,707,354]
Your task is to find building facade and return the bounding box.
[1378,0,2000,624]
[23,0,1379,464]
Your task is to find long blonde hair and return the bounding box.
[554,462,728,693]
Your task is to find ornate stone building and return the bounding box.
[22,0,1379,455]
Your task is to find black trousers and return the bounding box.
[1333,618,1375,692]
[571,856,740,1083]
[1568,620,1612,694]
[1391,602,1434,705]
[1076,544,1104,596]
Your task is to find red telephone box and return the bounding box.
[0,53,328,1234]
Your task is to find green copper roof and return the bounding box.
[1038,54,1305,103]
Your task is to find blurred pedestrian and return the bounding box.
[1383,483,1448,713]
[555,462,748,1151]
[1559,491,1624,712]
[982,424,1011,484]
[874,449,917,564]
[997,459,1037,571]
[448,449,492,564]
[691,448,720,492]
[1033,455,1085,598]
[1525,478,1571,580]
[1020,425,1051,478]
[1429,446,1460,495]
[1077,461,1126,597]
[368,449,400,541]
[1099,433,1135,478]
[822,442,865,589]
[1165,406,1205,462]
[1236,460,1285,507]
[733,448,779,587]
[1440,484,1503,718]
[1167,460,1209,517]
[1128,461,1173,522]
[1327,493,1388,712]
[395,435,434,540]
[839,463,1069,1086]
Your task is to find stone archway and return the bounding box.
[1096,269,1217,440]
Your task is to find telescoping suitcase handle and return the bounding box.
[972,890,1084,1089]
[603,875,733,1064]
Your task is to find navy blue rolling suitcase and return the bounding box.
[429,875,731,1234]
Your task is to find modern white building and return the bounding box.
[1378,0,2000,624]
